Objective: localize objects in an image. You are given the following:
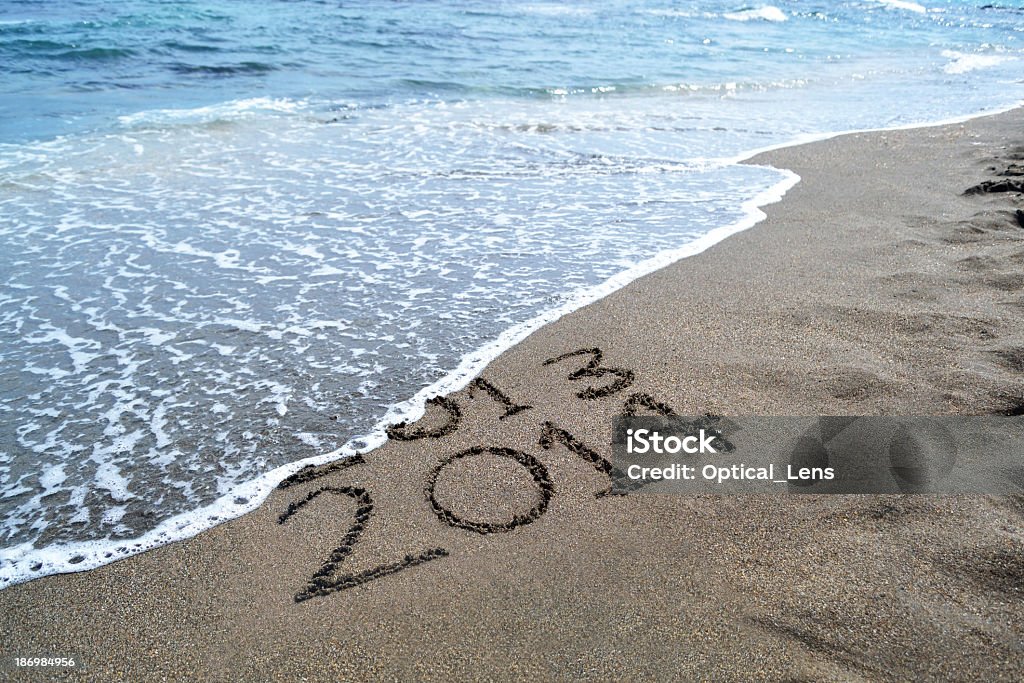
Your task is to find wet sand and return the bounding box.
[1,109,1023,681]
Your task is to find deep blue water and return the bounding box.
[0,1,1022,586]
[3,0,1022,143]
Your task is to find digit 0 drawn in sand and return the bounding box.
[278,485,448,602]
[425,446,553,534]
[543,347,634,399]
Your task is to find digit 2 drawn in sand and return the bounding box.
[278,485,448,602]
[543,348,634,399]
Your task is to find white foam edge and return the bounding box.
[715,98,1024,167]
[0,168,799,589]
[2,99,1022,590]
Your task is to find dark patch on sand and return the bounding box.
[994,396,1024,416]
[750,616,878,678]
[993,347,1024,373]
[981,274,1024,291]
[843,497,943,525]
[997,164,1024,177]
[965,178,1024,195]
[951,545,1024,597]
[944,210,1024,243]
[821,368,896,401]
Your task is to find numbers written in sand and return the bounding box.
[277,347,729,602]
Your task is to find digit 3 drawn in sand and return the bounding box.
[424,446,553,534]
[278,485,448,602]
[543,347,634,399]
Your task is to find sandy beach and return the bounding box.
[2,108,1023,681]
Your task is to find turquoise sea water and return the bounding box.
[1,1,1022,585]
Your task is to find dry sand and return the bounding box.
[1,109,1023,681]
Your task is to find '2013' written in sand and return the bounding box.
[275,348,720,602]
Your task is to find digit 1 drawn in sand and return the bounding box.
[385,378,527,443]
[543,348,634,399]
[386,395,461,441]
[538,421,620,498]
[424,446,553,534]
[278,486,448,602]
[467,377,532,419]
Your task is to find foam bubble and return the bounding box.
[941,50,1013,74]
[723,6,788,22]
[874,0,927,14]
[117,97,306,127]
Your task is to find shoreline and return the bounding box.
[2,105,1024,680]
[2,101,1020,591]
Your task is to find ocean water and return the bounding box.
[1,0,1022,586]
